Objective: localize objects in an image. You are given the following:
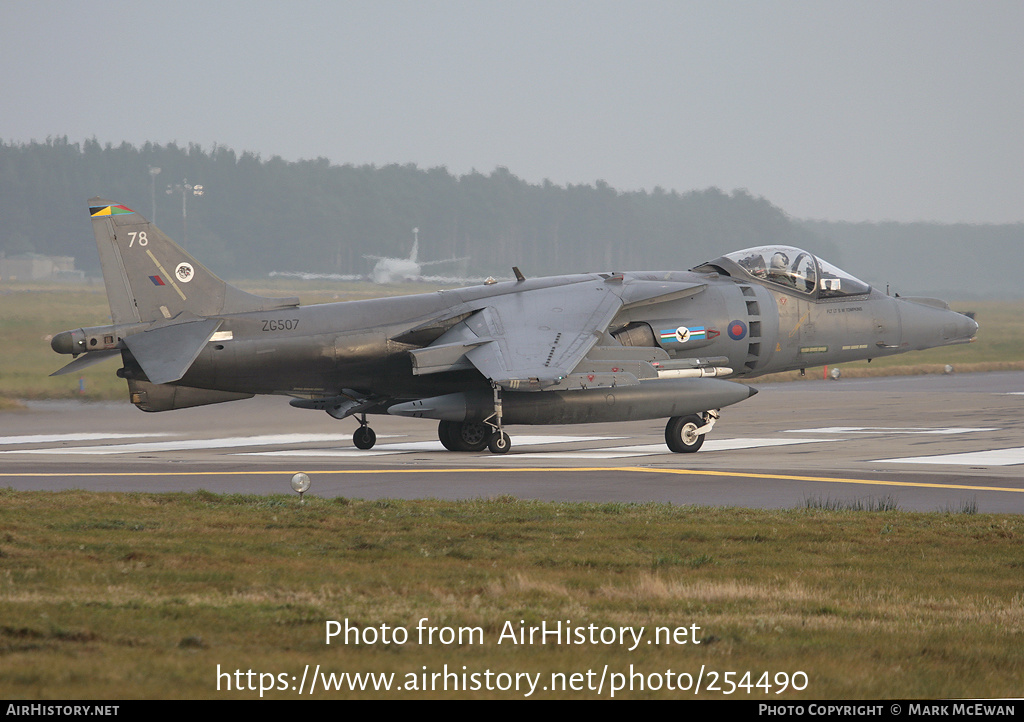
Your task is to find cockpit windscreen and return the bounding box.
[724,246,870,298]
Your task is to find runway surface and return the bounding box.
[2,371,1022,512]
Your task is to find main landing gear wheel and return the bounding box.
[437,420,457,451]
[487,431,511,454]
[665,414,705,453]
[437,420,490,452]
[353,425,376,450]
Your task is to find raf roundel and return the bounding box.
[727,320,747,340]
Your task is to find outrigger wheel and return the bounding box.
[488,431,511,454]
[484,382,511,454]
[353,413,376,450]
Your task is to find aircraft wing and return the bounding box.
[416,273,503,285]
[418,256,471,266]
[268,271,366,282]
[49,348,121,377]
[410,277,705,391]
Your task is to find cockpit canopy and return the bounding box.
[700,246,871,299]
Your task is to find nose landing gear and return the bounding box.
[665,409,719,453]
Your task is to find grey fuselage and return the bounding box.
[140,265,975,406]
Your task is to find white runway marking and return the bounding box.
[242,435,624,457]
[875,448,1024,467]
[506,437,835,459]
[702,437,837,451]
[786,427,996,435]
[242,448,401,458]
[2,429,1010,466]
[2,434,355,455]
[0,433,171,446]
[504,451,655,459]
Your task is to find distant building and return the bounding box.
[0,253,85,281]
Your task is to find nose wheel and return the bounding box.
[665,410,718,453]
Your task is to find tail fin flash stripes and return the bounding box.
[89,203,135,217]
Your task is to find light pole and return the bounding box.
[165,179,205,249]
[147,166,161,223]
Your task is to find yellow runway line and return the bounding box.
[2,466,1021,494]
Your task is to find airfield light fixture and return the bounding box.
[148,166,161,223]
[290,472,311,503]
[165,178,206,249]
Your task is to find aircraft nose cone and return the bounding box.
[962,314,980,341]
[943,310,979,344]
[897,298,978,350]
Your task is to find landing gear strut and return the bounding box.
[665,410,719,453]
[483,383,511,454]
[436,385,512,454]
[352,413,376,450]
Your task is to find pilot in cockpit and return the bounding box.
[768,251,795,287]
[737,253,767,278]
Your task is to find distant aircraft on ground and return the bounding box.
[270,228,478,285]
[365,228,472,284]
[52,198,978,454]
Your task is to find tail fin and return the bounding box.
[88,197,296,324]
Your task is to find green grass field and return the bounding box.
[0,491,1021,699]
[2,283,1023,403]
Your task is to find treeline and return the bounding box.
[801,220,1024,300]
[1,138,1020,298]
[0,138,830,279]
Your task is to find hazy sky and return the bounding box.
[3,0,1022,223]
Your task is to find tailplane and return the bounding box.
[88,197,297,324]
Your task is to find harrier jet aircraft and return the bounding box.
[51,199,978,454]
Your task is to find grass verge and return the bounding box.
[1,490,1020,699]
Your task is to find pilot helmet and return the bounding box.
[770,251,789,270]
